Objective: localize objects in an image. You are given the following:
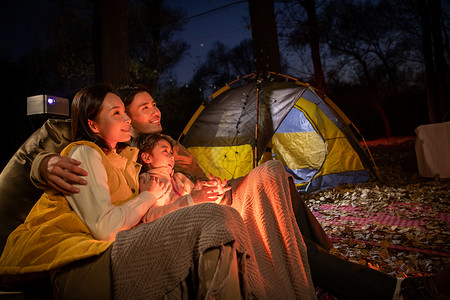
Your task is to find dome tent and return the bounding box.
[179,73,378,193]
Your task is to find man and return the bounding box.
[1,84,445,300]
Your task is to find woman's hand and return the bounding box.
[139,175,167,198]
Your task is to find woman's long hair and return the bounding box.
[71,83,127,153]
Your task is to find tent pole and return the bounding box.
[254,81,260,169]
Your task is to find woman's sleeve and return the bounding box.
[66,145,156,241]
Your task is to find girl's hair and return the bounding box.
[71,83,128,153]
[135,133,175,172]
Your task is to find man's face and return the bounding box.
[126,92,162,136]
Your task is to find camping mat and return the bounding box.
[313,203,450,227]
[309,200,450,277]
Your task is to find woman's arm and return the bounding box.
[66,145,156,241]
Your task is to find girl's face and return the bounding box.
[89,93,131,149]
[142,139,175,174]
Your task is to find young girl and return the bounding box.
[135,133,230,223]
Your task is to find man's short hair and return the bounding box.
[115,84,152,107]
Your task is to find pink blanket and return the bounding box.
[230,160,316,299]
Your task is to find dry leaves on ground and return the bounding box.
[304,137,450,277]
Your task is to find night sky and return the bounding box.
[0,0,253,170]
[0,0,437,170]
[0,0,252,84]
[169,0,251,83]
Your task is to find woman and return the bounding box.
[0,84,249,299]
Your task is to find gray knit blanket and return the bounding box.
[111,160,316,299]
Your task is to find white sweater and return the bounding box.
[65,145,156,241]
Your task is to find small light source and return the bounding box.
[27,94,69,117]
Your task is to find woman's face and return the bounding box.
[89,93,131,149]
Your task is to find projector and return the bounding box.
[27,95,69,118]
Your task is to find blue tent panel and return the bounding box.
[295,170,371,193]
[284,167,319,184]
[276,106,316,134]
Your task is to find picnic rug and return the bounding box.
[304,137,450,278]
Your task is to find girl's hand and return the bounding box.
[140,175,167,198]
[190,181,221,203]
[204,173,231,195]
[195,174,231,204]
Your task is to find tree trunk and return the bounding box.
[93,0,130,86]
[299,0,326,95]
[359,57,393,137]
[148,0,163,94]
[430,0,449,121]
[248,0,281,75]
[417,0,440,123]
[371,95,392,137]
